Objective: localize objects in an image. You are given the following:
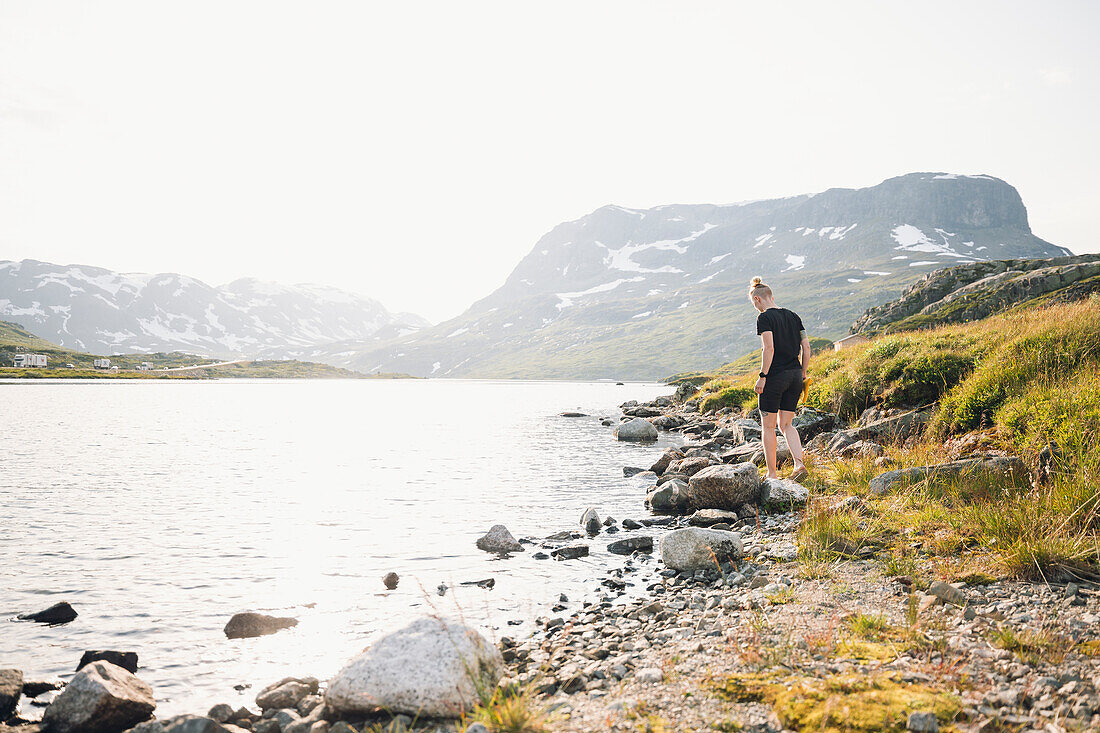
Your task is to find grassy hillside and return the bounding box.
[687,298,1100,580]
[185,360,410,379]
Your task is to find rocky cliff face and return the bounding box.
[0,260,428,358]
[850,254,1100,334]
[324,173,1070,379]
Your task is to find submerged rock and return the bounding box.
[580,508,601,535]
[475,525,524,554]
[42,661,155,733]
[660,527,744,572]
[77,651,138,675]
[223,612,298,639]
[325,616,503,717]
[552,545,590,560]
[614,418,658,442]
[17,601,77,625]
[607,536,653,555]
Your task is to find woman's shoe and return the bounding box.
[790,466,808,482]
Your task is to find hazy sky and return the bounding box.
[1,1,1097,322]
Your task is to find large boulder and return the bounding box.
[869,456,1027,496]
[614,418,658,442]
[475,525,524,554]
[0,668,22,720]
[684,463,762,511]
[660,528,744,572]
[761,478,809,507]
[42,661,155,733]
[325,616,504,717]
[223,612,298,639]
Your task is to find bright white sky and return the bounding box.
[1,1,1097,322]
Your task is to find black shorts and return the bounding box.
[759,368,803,414]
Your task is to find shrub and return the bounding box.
[700,386,756,413]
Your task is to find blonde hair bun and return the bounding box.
[750,276,764,288]
[748,276,772,298]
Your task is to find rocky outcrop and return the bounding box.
[223,612,298,639]
[869,455,1027,496]
[852,254,1100,334]
[325,617,504,717]
[659,528,744,572]
[42,661,155,733]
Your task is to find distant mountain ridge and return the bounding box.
[0,260,429,358]
[317,172,1070,379]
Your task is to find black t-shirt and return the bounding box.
[756,307,805,374]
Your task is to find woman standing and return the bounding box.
[748,277,809,482]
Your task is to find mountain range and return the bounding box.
[1,172,1072,378]
[0,260,428,359]
[313,172,1071,379]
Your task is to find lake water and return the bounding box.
[0,379,679,716]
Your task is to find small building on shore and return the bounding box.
[93,358,111,369]
[13,353,48,368]
[834,334,870,351]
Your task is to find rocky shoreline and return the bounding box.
[5,392,1100,733]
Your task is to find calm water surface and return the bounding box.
[0,379,678,715]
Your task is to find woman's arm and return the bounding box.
[800,332,811,378]
[755,331,775,394]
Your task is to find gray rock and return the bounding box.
[607,537,653,555]
[223,613,298,639]
[42,661,155,733]
[465,724,490,733]
[325,616,503,717]
[856,408,933,443]
[791,408,837,441]
[622,518,643,529]
[687,509,741,526]
[614,418,658,442]
[928,580,967,607]
[207,703,235,722]
[137,716,237,733]
[649,448,684,475]
[255,678,315,710]
[552,545,589,560]
[732,419,762,443]
[906,710,939,732]
[382,572,399,589]
[475,524,524,554]
[869,456,1027,496]
[580,508,601,534]
[635,668,663,684]
[0,668,22,720]
[646,480,690,514]
[760,478,809,507]
[660,528,744,572]
[78,651,139,674]
[17,601,77,625]
[665,456,713,477]
[684,463,762,510]
[623,466,647,477]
